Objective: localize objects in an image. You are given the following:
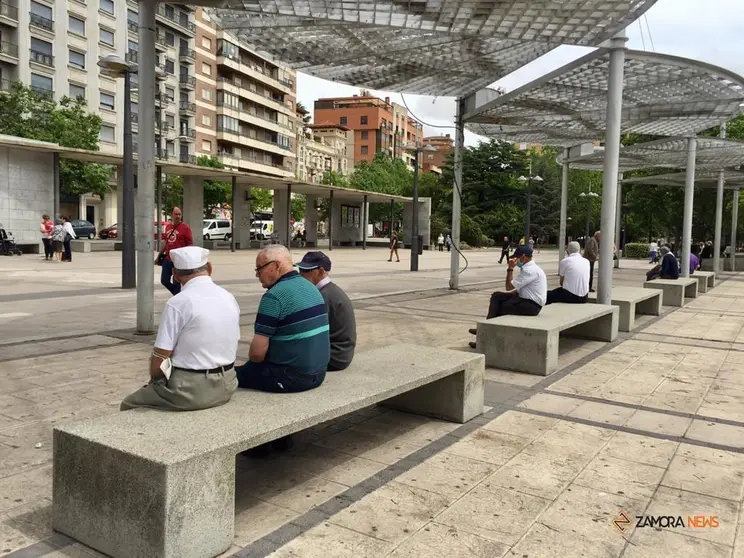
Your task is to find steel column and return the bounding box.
[680,137,697,278]
[558,149,569,261]
[449,98,464,290]
[714,123,727,273]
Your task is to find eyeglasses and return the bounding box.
[254,260,276,274]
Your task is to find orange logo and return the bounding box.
[613,511,632,533]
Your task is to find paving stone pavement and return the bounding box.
[1,249,744,557]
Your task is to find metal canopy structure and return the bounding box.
[464,49,744,145]
[212,0,660,96]
[564,137,744,171]
[622,169,744,189]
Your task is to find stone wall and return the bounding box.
[0,147,54,245]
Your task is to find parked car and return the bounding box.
[99,224,118,239]
[202,219,232,241]
[72,219,96,239]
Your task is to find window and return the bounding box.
[217,115,239,133]
[339,116,347,126]
[165,87,175,101]
[31,73,52,93]
[69,15,85,36]
[360,130,369,140]
[31,37,52,55]
[30,0,52,28]
[99,0,114,15]
[360,115,368,125]
[202,139,211,152]
[128,40,138,52]
[201,36,211,49]
[165,114,175,128]
[69,83,85,100]
[201,87,212,101]
[217,90,239,109]
[201,114,211,127]
[100,27,114,46]
[100,91,115,110]
[68,49,85,69]
[165,32,175,47]
[360,145,369,155]
[127,9,137,23]
[100,124,115,142]
[164,59,174,74]
[201,62,211,76]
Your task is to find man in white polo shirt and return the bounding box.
[468,245,547,349]
[120,246,240,411]
[547,241,590,305]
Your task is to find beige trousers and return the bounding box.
[120,368,238,411]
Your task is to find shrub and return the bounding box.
[459,241,471,250]
[461,214,483,247]
[623,242,649,259]
[482,235,495,247]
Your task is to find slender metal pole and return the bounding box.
[362,194,368,250]
[524,183,531,241]
[285,184,292,247]
[680,137,696,278]
[390,199,394,238]
[558,150,568,262]
[731,189,739,272]
[411,149,420,272]
[597,30,627,305]
[714,122,726,273]
[122,70,136,289]
[614,173,623,269]
[53,152,60,219]
[328,189,334,251]
[230,176,237,252]
[450,97,464,290]
[584,196,590,241]
[155,80,163,253]
[136,0,156,333]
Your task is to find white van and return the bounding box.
[250,220,273,240]
[202,219,232,241]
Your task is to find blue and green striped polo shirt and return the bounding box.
[255,271,330,375]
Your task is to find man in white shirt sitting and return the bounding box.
[120,246,240,411]
[546,241,590,305]
[468,246,547,349]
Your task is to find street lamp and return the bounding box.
[517,173,543,242]
[98,54,135,289]
[405,143,437,272]
[579,190,600,241]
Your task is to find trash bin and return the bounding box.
[418,235,423,255]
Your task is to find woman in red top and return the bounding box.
[40,214,54,260]
[154,207,193,295]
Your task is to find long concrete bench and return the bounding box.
[643,278,698,307]
[588,286,663,332]
[691,271,716,293]
[52,344,484,558]
[475,303,618,376]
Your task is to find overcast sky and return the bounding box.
[294,0,744,146]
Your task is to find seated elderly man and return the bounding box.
[296,251,356,371]
[468,245,547,349]
[235,245,330,392]
[646,245,680,281]
[120,246,240,411]
[546,241,590,305]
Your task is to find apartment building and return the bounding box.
[296,123,353,184]
[422,134,453,174]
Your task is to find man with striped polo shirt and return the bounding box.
[235,245,330,393]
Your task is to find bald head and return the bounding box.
[255,245,294,289]
[171,207,182,225]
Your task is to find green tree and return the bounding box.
[291,195,306,221]
[196,155,231,217]
[0,83,113,197]
[296,102,311,125]
[249,188,273,212]
[349,153,413,226]
[321,170,348,187]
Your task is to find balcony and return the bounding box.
[179,101,195,114]
[0,2,18,23]
[155,33,168,50]
[127,20,137,33]
[29,48,53,67]
[179,153,196,164]
[0,40,18,59]
[156,5,195,34]
[216,100,291,131]
[179,48,194,63]
[0,78,12,92]
[179,74,195,89]
[29,12,53,31]
[125,50,137,64]
[217,150,293,176]
[178,127,195,141]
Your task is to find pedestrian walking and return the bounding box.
[388,232,400,262]
[583,231,600,292]
[155,207,194,296]
[498,236,510,264]
[437,233,444,252]
[51,219,66,262]
[61,216,76,262]
[40,214,53,260]
[445,234,452,252]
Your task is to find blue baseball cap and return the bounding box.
[296,251,332,272]
[513,246,533,258]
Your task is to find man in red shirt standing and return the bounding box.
[155,207,193,295]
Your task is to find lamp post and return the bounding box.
[98,55,135,289]
[579,190,600,242]
[405,143,437,272]
[517,173,543,243]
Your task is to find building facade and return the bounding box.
[422,134,453,174]
[295,124,353,184]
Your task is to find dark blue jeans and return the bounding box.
[160,259,181,295]
[236,361,325,393]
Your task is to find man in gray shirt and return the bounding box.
[297,251,356,371]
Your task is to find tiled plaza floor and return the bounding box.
[1,250,744,557]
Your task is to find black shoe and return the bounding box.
[271,435,294,453]
[589,289,596,293]
[469,341,477,349]
[242,443,272,458]
[468,328,477,335]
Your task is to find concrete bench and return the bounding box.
[643,278,698,307]
[475,303,618,376]
[691,271,716,293]
[52,344,484,558]
[588,286,663,332]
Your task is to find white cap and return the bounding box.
[170,246,209,270]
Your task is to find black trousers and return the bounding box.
[588,260,596,290]
[42,238,52,258]
[487,293,542,319]
[63,239,72,262]
[546,287,588,305]
[498,249,510,263]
